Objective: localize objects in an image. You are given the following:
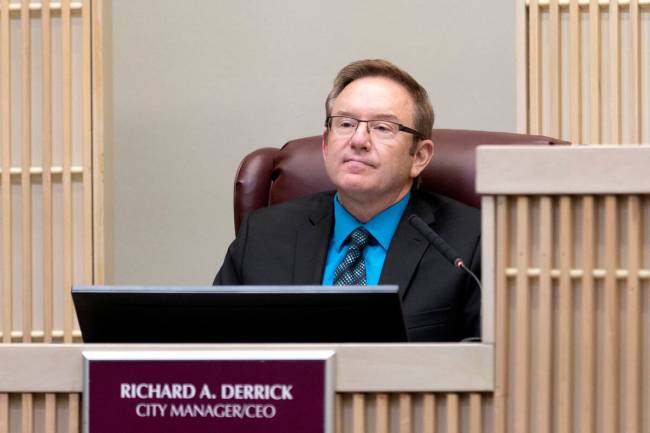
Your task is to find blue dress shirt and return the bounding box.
[321,192,410,285]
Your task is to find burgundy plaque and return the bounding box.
[83,351,334,433]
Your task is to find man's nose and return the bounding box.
[349,121,371,150]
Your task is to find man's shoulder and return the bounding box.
[413,190,480,233]
[245,191,334,224]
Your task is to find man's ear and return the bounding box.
[410,139,434,178]
[321,129,329,161]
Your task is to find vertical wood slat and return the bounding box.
[352,393,364,433]
[602,196,619,433]
[629,0,641,144]
[514,197,531,433]
[549,0,561,137]
[1,0,12,344]
[569,0,582,143]
[375,393,389,433]
[62,0,74,343]
[579,196,596,433]
[537,197,553,433]
[493,196,509,433]
[423,394,436,433]
[0,394,7,433]
[399,393,412,433]
[42,0,54,343]
[45,394,56,433]
[468,393,482,433]
[588,0,601,143]
[446,394,459,433]
[335,394,343,433]
[68,394,80,433]
[20,0,33,344]
[91,0,104,284]
[21,394,33,433]
[608,1,620,144]
[82,0,92,285]
[625,196,641,433]
[558,196,574,433]
[528,0,542,134]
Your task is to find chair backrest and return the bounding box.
[233,129,567,232]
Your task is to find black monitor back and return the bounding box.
[72,285,408,343]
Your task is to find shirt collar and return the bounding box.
[332,192,411,252]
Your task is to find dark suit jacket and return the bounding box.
[214,189,481,342]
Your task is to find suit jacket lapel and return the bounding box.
[292,196,333,284]
[380,191,437,300]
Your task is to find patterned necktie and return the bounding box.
[333,227,371,285]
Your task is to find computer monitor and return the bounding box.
[72,285,408,343]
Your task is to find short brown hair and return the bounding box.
[325,59,434,140]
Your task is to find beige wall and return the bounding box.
[109,0,516,285]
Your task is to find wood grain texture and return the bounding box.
[20,0,33,344]
[514,197,531,433]
[579,196,596,433]
[602,196,619,433]
[625,196,641,433]
[537,197,553,433]
[493,196,510,433]
[41,0,54,344]
[558,196,574,433]
[1,0,13,344]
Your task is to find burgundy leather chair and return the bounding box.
[233,129,567,233]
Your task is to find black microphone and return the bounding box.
[408,214,483,342]
[408,215,464,268]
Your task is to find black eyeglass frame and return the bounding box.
[325,115,427,140]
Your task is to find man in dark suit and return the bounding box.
[214,59,480,342]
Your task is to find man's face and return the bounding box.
[322,76,432,208]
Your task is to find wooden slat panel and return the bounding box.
[42,0,54,343]
[625,196,641,433]
[0,394,7,433]
[0,2,83,11]
[399,393,412,433]
[68,393,79,433]
[20,0,33,344]
[493,196,509,433]
[558,196,574,433]
[514,197,531,433]
[422,394,436,433]
[469,393,482,433]
[549,0,561,137]
[537,197,553,433]
[61,0,74,343]
[82,0,92,286]
[352,393,364,433]
[335,394,343,433]
[629,0,641,144]
[528,0,542,134]
[579,196,596,433]
[375,393,389,433]
[1,0,12,344]
[44,394,56,433]
[534,0,650,5]
[588,0,601,143]
[608,1,621,144]
[602,196,619,433]
[569,0,582,143]
[446,394,459,433]
[91,0,104,284]
[21,394,33,433]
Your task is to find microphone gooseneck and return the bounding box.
[408,214,483,343]
[408,215,464,268]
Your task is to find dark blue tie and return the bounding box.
[333,227,371,285]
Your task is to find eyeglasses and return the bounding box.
[325,116,426,142]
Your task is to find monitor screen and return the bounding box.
[72,285,408,343]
